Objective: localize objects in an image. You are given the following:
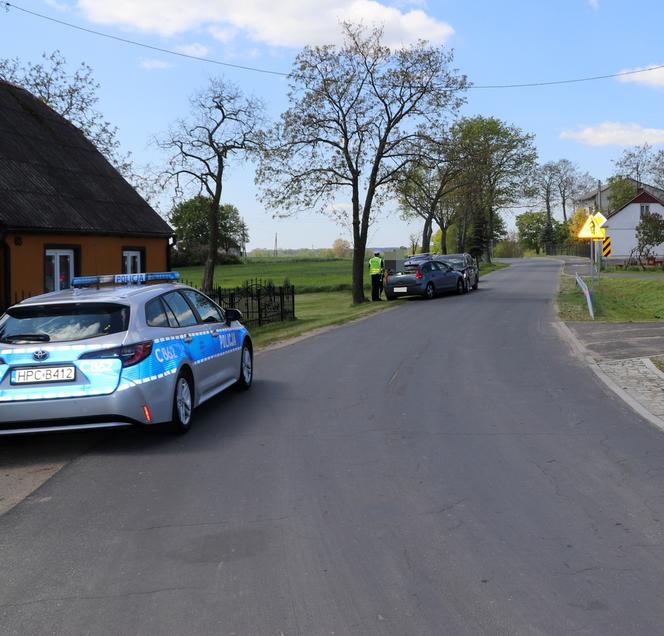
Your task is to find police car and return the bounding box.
[0,272,253,435]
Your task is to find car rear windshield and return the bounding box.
[442,257,464,266]
[0,303,130,343]
[403,264,420,272]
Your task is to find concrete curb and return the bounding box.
[552,320,664,433]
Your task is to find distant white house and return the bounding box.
[605,190,664,258]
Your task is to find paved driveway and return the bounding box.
[566,321,664,360]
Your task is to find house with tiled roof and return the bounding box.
[604,190,664,258]
[0,80,173,309]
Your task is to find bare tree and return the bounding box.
[614,144,654,186]
[533,161,560,231]
[256,23,467,303]
[159,78,263,292]
[0,51,133,177]
[553,159,594,222]
[396,133,464,254]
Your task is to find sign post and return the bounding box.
[578,212,608,282]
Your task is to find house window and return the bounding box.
[45,249,75,292]
[123,249,142,274]
[640,204,651,216]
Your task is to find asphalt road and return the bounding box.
[4,259,664,635]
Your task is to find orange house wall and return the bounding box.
[5,233,169,302]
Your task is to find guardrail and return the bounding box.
[575,273,594,320]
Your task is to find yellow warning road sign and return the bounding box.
[593,212,607,227]
[602,237,611,257]
[578,214,607,239]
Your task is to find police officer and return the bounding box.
[369,250,384,301]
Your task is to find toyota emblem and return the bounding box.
[33,349,49,362]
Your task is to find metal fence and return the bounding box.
[546,242,591,258]
[186,279,296,328]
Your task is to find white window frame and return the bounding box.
[123,250,142,274]
[640,204,651,216]
[45,249,75,292]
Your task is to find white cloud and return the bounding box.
[175,42,210,57]
[45,0,71,10]
[209,26,237,44]
[588,0,599,9]
[76,0,454,48]
[560,122,664,146]
[139,58,173,70]
[616,64,664,88]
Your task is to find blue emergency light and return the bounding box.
[72,272,180,287]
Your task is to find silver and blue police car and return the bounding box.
[0,272,253,435]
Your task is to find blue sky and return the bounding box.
[2,0,664,248]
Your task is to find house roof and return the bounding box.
[607,189,664,218]
[0,81,172,237]
[577,177,664,206]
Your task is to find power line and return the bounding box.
[2,2,289,77]
[3,1,664,89]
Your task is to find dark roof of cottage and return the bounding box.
[0,80,172,237]
[607,189,664,218]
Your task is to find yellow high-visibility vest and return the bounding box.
[369,256,382,275]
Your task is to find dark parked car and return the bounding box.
[385,256,465,300]
[434,253,479,292]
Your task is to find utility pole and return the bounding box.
[274,233,278,257]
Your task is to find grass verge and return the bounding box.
[251,292,403,348]
[651,356,664,373]
[558,274,664,321]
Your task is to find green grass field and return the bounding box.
[558,275,664,321]
[250,292,404,348]
[178,258,509,294]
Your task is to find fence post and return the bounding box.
[291,285,295,319]
[257,287,262,326]
[280,286,285,322]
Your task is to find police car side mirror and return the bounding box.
[225,308,242,325]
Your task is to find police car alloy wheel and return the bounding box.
[172,374,193,432]
[238,343,253,390]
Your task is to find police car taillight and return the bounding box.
[80,341,153,367]
[415,266,423,280]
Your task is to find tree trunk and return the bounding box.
[202,171,223,293]
[421,215,433,253]
[486,208,493,264]
[440,226,448,254]
[351,180,366,304]
[561,198,568,223]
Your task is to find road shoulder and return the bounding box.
[554,320,664,433]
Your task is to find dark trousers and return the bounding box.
[371,274,382,300]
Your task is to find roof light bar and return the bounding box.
[71,272,180,287]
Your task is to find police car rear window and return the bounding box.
[0,303,130,343]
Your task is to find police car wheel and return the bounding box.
[238,343,253,390]
[171,374,194,433]
[472,277,479,290]
[423,283,435,300]
[456,279,464,295]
